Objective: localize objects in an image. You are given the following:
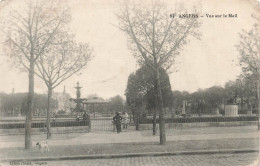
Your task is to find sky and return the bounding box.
[0,0,258,99]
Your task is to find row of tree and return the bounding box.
[0,92,126,117]
[125,65,258,134]
[0,93,57,117]
[2,1,93,148]
[172,74,257,115]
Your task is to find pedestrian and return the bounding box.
[113,112,122,133]
[76,115,80,121]
[122,111,129,129]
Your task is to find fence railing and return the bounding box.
[140,116,258,124]
[0,116,82,122]
[0,120,90,129]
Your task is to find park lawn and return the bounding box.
[0,138,258,160]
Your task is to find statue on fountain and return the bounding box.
[70,82,87,113]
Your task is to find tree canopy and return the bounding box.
[125,65,173,113]
[0,93,57,116]
[109,95,125,113]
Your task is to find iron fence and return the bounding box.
[141,116,258,124]
[0,120,90,129]
[0,115,258,130]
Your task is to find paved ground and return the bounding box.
[0,126,258,148]
[0,126,259,162]
[0,138,258,160]
[0,125,259,166]
[1,153,259,166]
[36,153,260,166]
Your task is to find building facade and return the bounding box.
[52,87,72,114]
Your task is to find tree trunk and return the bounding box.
[132,108,135,124]
[152,73,158,135]
[249,103,253,115]
[257,80,260,130]
[156,68,166,144]
[240,97,244,114]
[152,108,157,135]
[136,108,140,130]
[47,86,52,139]
[25,60,34,149]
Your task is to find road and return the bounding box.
[2,153,257,166]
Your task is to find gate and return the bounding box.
[89,116,134,132]
[90,117,114,132]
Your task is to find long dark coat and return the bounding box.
[113,114,122,125]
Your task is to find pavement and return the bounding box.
[0,126,258,148]
[1,153,257,166]
[0,126,259,164]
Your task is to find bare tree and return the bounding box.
[4,1,70,149]
[117,1,201,144]
[236,6,260,128]
[34,32,92,139]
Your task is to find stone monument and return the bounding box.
[225,105,238,117]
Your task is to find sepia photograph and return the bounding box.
[0,0,259,165]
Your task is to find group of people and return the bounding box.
[113,111,129,133]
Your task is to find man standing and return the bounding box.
[113,112,122,133]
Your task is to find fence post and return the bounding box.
[89,118,92,132]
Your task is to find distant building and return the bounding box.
[52,86,72,113]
